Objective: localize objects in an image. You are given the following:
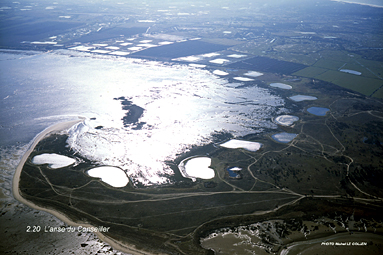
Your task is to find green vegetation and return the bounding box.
[313,58,345,70]
[372,87,383,99]
[314,70,383,96]
[293,66,327,77]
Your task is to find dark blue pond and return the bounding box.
[227,167,241,178]
[307,107,330,116]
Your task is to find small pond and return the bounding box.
[307,107,330,116]
[272,132,298,143]
[289,95,317,102]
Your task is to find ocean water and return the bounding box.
[0,49,286,188]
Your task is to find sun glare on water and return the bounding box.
[58,57,284,186]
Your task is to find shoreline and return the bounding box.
[331,0,383,8]
[12,118,162,255]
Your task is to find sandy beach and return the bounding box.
[12,118,162,255]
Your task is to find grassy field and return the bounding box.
[314,70,383,96]
[293,66,328,77]
[372,86,383,99]
[290,50,383,98]
[313,58,345,70]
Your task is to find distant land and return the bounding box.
[332,0,383,7]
